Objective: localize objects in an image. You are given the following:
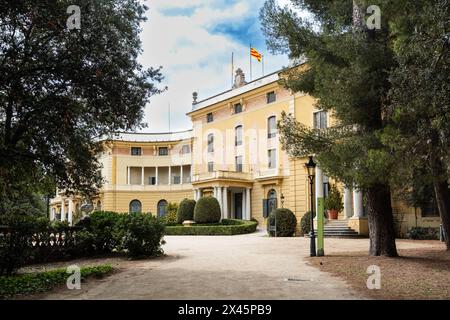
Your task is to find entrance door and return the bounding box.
[234,193,243,219]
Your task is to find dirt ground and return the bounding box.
[21,230,443,300]
[307,243,450,300]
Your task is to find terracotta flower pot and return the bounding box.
[327,209,339,220]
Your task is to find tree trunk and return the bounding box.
[430,156,450,250]
[366,183,398,257]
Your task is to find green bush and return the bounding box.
[88,211,121,253]
[164,202,179,225]
[165,219,258,235]
[407,227,439,240]
[193,197,221,223]
[0,214,45,276]
[300,211,312,236]
[267,208,297,237]
[0,265,113,299]
[114,212,165,258]
[177,199,196,224]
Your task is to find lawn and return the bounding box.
[307,244,450,300]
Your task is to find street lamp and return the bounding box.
[305,156,317,257]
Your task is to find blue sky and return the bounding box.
[138,0,290,132]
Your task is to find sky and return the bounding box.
[138,0,291,133]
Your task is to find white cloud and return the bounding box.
[138,0,289,132]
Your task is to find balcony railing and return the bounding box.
[192,170,251,182]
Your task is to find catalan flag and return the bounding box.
[250,47,262,62]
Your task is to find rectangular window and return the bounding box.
[207,113,213,123]
[235,156,243,172]
[313,111,328,129]
[421,200,439,217]
[181,144,190,154]
[234,103,242,114]
[208,162,214,173]
[131,147,142,156]
[268,149,276,169]
[149,177,156,185]
[173,176,181,185]
[235,126,243,146]
[268,116,277,138]
[159,147,168,156]
[207,134,214,153]
[267,91,276,104]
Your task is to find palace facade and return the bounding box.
[50,66,441,236]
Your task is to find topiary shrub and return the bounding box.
[164,202,179,225]
[193,197,221,224]
[300,211,312,236]
[177,199,196,224]
[267,208,297,237]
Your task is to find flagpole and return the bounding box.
[232,52,234,87]
[249,43,252,81]
[262,54,265,77]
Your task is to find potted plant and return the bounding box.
[324,185,344,220]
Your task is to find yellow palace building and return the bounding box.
[50,66,441,237]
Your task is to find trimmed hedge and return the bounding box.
[177,199,196,224]
[267,208,297,237]
[0,265,113,299]
[193,197,221,223]
[165,219,258,236]
[300,211,312,236]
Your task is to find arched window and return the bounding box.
[129,200,142,213]
[268,189,277,214]
[207,134,214,153]
[268,116,277,138]
[235,125,243,146]
[157,200,168,217]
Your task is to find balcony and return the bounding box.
[192,170,252,182]
[102,183,193,192]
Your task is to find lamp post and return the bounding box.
[281,193,285,208]
[305,156,317,257]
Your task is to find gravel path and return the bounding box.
[30,230,436,300]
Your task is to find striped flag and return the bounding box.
[250,47,262,62]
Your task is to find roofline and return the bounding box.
[186,63,302,116]
[111,129,193,136]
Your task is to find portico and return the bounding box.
[193,179,253,221]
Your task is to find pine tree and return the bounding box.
[260,0,400,256]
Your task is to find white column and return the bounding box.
[315,166,324,218]
[155,167,159,185]
[51,208,55,221]
[245,188,251,220]
[68,198,74,225]
[217,187,223,217]
[61,198,66,222]
[168,166,172,185]
[353,186,364,218]
[223,187,228,219]
[213,187,218,199]
[180,166,184,185]
[141,167,145,185]
[242,191,246,220]
[344,186,353,219]
[127,166,131,185]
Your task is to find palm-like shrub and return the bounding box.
[193,197,221,224]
